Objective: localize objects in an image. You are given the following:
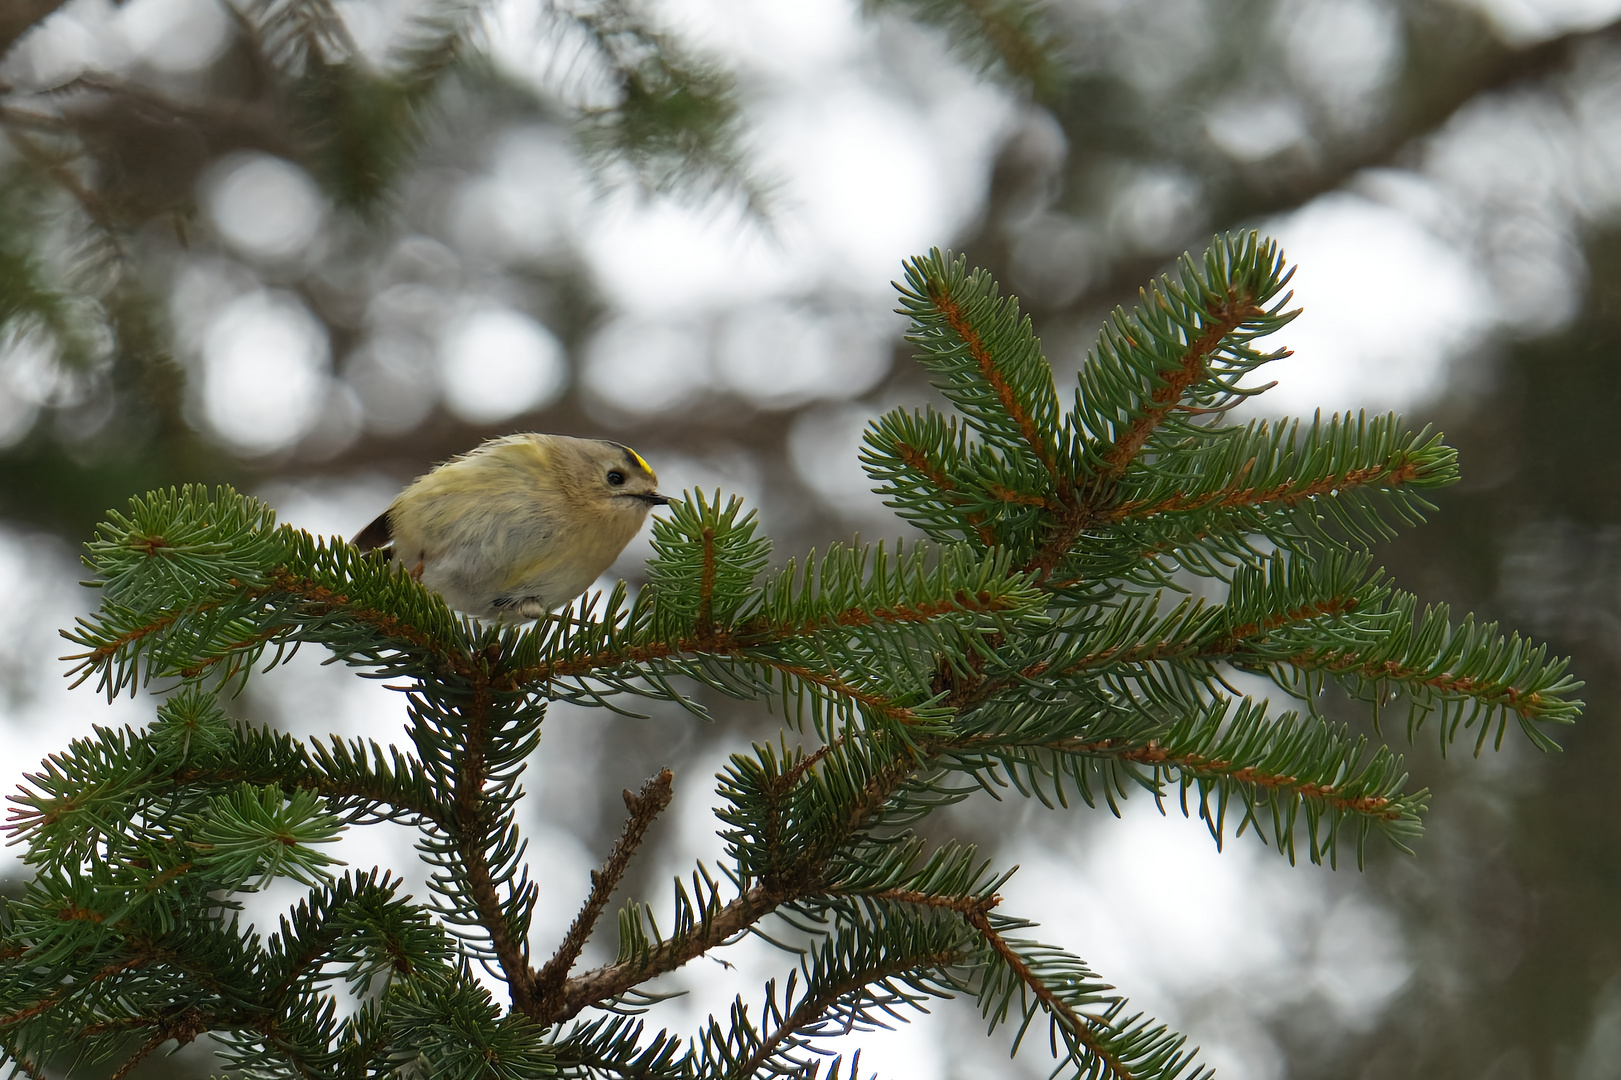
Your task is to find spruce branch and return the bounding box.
[565,0,757,203]
[966,909,1207,1080]
[693,907,971,1079]
[868,0,1063,97]
[1108,412,1457,537]
[15,232,1588,1079]
[893,248,1065,490]
[556,884,777,1025]
[104,1024,179,1080]
[547,1014,684,1079]
[434,674,543,1014]
[1093,303,1266,483]
[556,731,933,1023]
[1071,233,1298,478]
[534,769,676,1018]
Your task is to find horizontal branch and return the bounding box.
[1120,740,1397,820]
[875,888,1000,915]
[1279,647,1552,721]
[0,955,145,1030]
[512,587,1027,719]
[1210,595,1361,655]
[167,752,453,831]
[269,570,472,676]
[61,606,195,689]
[1111,459,1422,521]
[530,590,1025,680]
[958,734,1401,821]
[63,567,473,695]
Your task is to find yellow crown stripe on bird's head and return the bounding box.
[618,444,654,476]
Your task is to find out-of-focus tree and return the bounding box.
[3,0,1621,1077]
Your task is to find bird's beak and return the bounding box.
[638,492,672,506]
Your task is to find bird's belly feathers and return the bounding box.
[393,497,640,619]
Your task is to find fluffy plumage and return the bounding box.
[352,433,669,620]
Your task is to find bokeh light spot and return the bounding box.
[344,333,439,435]
[715,304,889,408]
[1277,0,1401,118]
[766,89,945,282]
[206,154,326,261]
[788,404,888,519]
[201,291,331,454]
[1205,94,1309,161]
[119,0,230,72]
[438,307,567,423]
[1252,193,1492,416]
[584,318,710,414]
[451,127,583,263]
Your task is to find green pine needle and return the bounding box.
[7,232,1586,1080]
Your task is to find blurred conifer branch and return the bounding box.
[0,232,1582,1079]
[866,0,1062,98]
[0,0,1617,549]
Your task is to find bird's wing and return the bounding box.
[352,511,393,552]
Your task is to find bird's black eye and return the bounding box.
[607,470,626,486]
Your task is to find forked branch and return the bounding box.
[532,769,676,1017]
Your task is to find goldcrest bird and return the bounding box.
[352,433,670,620]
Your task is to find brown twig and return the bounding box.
[106,1029,169,1080]
[1118,741,1396,819]
[0,956,142,1030]
[1277,649,1549,721]
[958,733,1401,820]
[875,888,1001,915]
[554,884,778,1023]
[882,440,999,548]
[532,769,675,1018]
[1096,297,1261,481]
[1031,593,1359,679]
[1206,594,1360,657]
[553,734,927,1022]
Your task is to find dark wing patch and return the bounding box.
[352,511,393,552]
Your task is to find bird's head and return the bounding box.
[571,439,670,512]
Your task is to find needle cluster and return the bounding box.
[1,233,1583,1080]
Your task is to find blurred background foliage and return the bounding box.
[3,0,1621,1077]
